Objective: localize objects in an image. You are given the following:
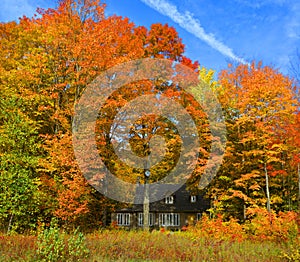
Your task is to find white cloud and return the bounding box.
[141,0,249,65]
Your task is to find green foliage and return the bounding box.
[67,228,90,261]
[36,222,65,261]
[0,97,45,233]
[36,220,90,261]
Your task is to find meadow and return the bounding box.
[0,212,299,262]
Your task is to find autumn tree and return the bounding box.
[0,0,202,230]
[0,20,54,232]
[210,62,297,220]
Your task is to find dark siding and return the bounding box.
[113,184,210,229]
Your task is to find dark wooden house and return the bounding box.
[112,184,210,230]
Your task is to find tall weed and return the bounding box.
[35,220,89,261]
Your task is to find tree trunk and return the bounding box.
[143,144,150,231]
[143,182,149,231]
[264,163,271,223]
[7,214,13,234]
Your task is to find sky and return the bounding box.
[0,0,299,76]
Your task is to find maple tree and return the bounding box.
[283,110,300,212]
[209,62,298,220]
[0,20,52,232]
[0,0,203,230]
[1,0,299,232]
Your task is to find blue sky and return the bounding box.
[0,0,299,76]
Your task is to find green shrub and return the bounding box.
[35,220,89,262]
[67,228,90,261]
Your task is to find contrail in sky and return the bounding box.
[140,0,249,65]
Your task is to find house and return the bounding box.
[111,184,210,230]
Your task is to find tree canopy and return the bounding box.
[0,0,299,232]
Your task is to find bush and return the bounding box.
[191,214,245,242]
[35,220,90,262]
[244,208,299,242]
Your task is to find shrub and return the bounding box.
[191,214,245,242]
[67,228,90,261]
[35,220,90,262]
[244,208,299,242]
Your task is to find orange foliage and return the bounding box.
[190,210,299,243]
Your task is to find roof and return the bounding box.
[116,184,210,213]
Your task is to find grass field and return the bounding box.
[1,211,299,261]
[0,229,298,261]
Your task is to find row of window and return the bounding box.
[165,195,197,204]
[117,213,180,226]
[116,213,202,226]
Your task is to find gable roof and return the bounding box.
[117,184,210,213]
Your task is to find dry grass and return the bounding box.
[0,229,295,262]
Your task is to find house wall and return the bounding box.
[112,211,202,230]
[111,185,210,230]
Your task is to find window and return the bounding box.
[165,196,174,204]
[117,213,131,226]
[138,213,155,226]
[190,196,197,203]
[159,213,180,226]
